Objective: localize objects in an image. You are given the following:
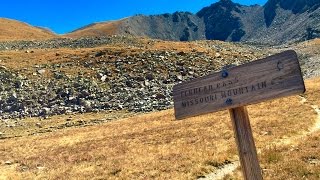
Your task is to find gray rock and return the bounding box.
[25,50,34,53]
[4,161,13,165]
[101,75,108,82]
[125,80,134,88]
[36,123,42,128]
[176,75,183,81]
[136,76,145,81]
[95,51,106,57]
[155,93,166,99]
[144,80,150,87]
[79,99,92,111]
[145,74,155,81]
[41,108,51,115]
[37,69,46,75]
[54,72,64,79]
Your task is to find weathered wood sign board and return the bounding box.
[173,50,305,120]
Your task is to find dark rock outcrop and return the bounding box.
[196,0,320,44]
[197,0,246,41]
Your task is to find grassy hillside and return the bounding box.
[0,77,319,179]
[0,18,56,41]
[65,20,124,39]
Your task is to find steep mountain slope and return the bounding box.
[197,0,320,43]
[0,18,56,41]
[67,12,205,41]
[260,0,320,43]
[264,0,320,26]
[117,12,206,41]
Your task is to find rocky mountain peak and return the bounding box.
[196,0,245,41]
[264,0,320,26]
[218,0,236,6]
[197,0,241,15]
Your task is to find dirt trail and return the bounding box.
[199,96,320,180]
[310,105,320,133]
[300,97,320,134]
[283,97,319,143]
[198,161,240,180]
[268,96,320,146]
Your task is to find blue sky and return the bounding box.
[0,0,267,34]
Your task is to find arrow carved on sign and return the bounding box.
[277,60,284,71]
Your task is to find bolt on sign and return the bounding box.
[173,50,305,180]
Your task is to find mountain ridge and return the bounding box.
[1,0,320,44]
[66,0,320,44]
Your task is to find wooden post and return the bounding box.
[229,106,263,180]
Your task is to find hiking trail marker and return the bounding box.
[173,50,305,180]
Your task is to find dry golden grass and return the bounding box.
[304,77,320,105]
[0,46,142,79]
[228,131,320,180]
[306,38,320,45]
[0,18,56,41]
[0,48,79,70]
[296,38,320,57]
[0,78,318,179]
[260,131,320,179]
[0,109,234,179]
[0,110,133,139]
[65,20,124,38]
[145,40,209,53]
[0,43,208,72]
[313,38,320,45]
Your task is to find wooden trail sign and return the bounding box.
[173,50,305,120]
[173,50,305,180]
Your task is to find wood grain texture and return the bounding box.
[173,50,305,120]
[229,106,263,180]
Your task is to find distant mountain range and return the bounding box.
[1,0,320,44]
[67,0,320,44]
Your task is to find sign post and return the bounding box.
[173,50,305,179]
[229,106,262,179]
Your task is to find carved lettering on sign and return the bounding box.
[181,81,267,108]
[180,77,239,98]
